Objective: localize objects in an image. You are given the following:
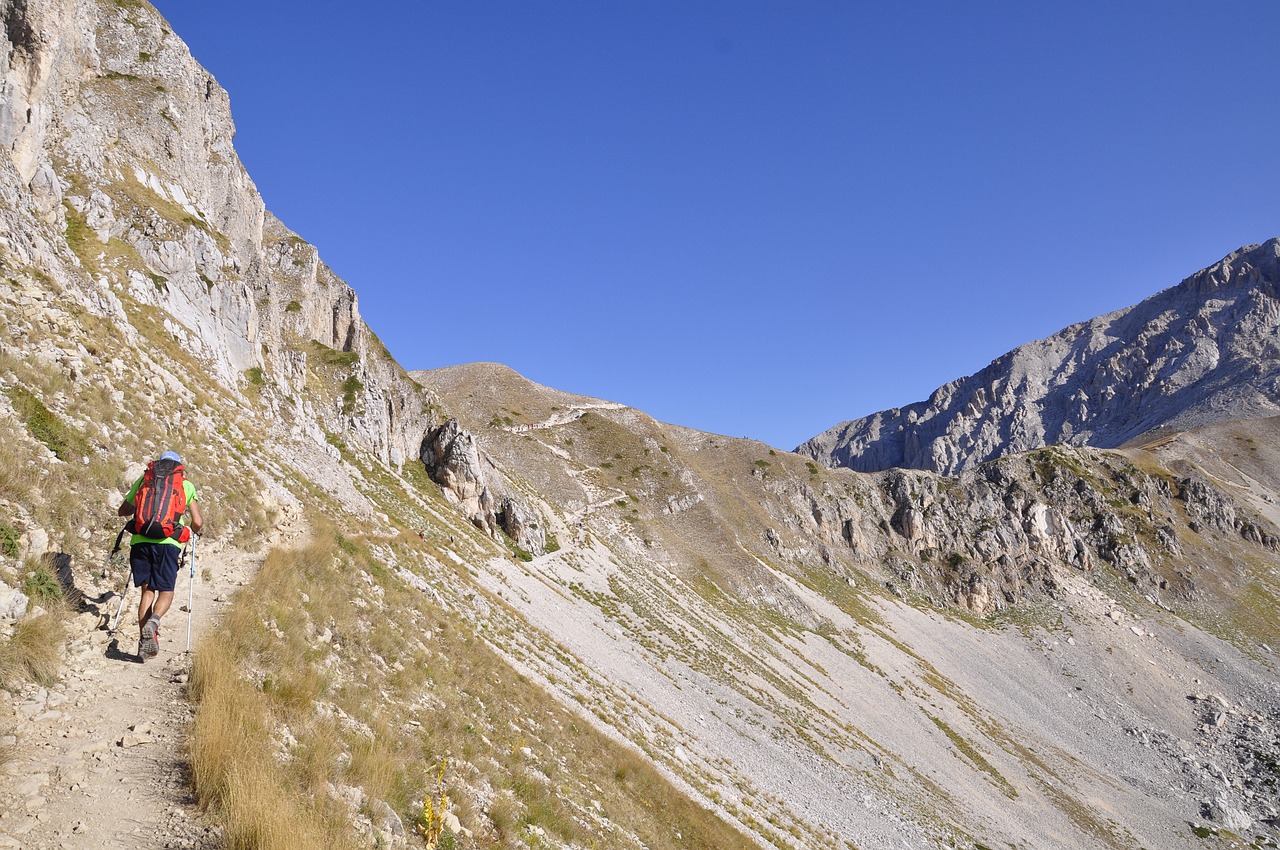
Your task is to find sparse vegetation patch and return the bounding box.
[5,385,89,461]
[0,523,19,559]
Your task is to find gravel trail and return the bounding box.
[0,541,260,849]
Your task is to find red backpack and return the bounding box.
[129,458,189,542]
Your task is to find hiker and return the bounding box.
[117,451,203,661]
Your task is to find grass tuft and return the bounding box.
[0,736,14,773]
[0,607,66,687]
[0,524,19,559]
[0,422,37,501]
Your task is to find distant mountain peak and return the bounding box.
[800,237,1280,474]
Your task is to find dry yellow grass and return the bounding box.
[220,764,337,850]
[0,419,37,502]
[291,716,344,796]
[0,736,14,774]
[189,628,353,850]
[188,633,257,808]
[0,556,67,687]
[189,532,359,846]
[188,519,758,850]
[0,607,66,687]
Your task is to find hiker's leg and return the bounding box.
[147,546,181,623]
[137,584,155,629]
[151,590,175,619]
[132,542,166,630]
[131,545,150,631]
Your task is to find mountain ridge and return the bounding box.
[800,238,1280,474]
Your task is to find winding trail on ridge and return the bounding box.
[497,402,627,435]
[0,538,264,849]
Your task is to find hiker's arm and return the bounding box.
[117,499,135,518]
[189,501,204,535]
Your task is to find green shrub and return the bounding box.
[23,564,62,604]
[63,202,96,268]
[341,375,363,415]
[310,341,359,368]
[0,524,19,558]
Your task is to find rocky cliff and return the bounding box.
[800,239,1280,474]
[0,0,432,470]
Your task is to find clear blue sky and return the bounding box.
[152,1,1279,450]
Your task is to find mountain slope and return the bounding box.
[800,239,1280,474]
[413,362,1280,850]
[0,2,1278,850]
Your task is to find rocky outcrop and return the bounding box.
[761,443,1276,615]
[0,579,29,630]
[496,495,546,555]
[422,419,498,536]
[801,239,1280,474]
[420,419,548,555]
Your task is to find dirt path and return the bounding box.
[0,539,260,849]
[497,402,628,435]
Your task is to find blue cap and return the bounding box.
[160,451,182,463]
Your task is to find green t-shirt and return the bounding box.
[126,477,199,547]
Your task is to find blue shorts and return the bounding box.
[130,542,180,593]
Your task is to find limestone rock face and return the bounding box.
[0,580,30,625]
[420,419,548,554]
[0,0,434,468]
[801,239,1280,474]
[755,441,1268,616]
[422,419,498,536]
[496,495,547,555]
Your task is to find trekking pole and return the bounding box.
[186,533,197,654]
[101,526,127,579]
[105,527,131,634]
